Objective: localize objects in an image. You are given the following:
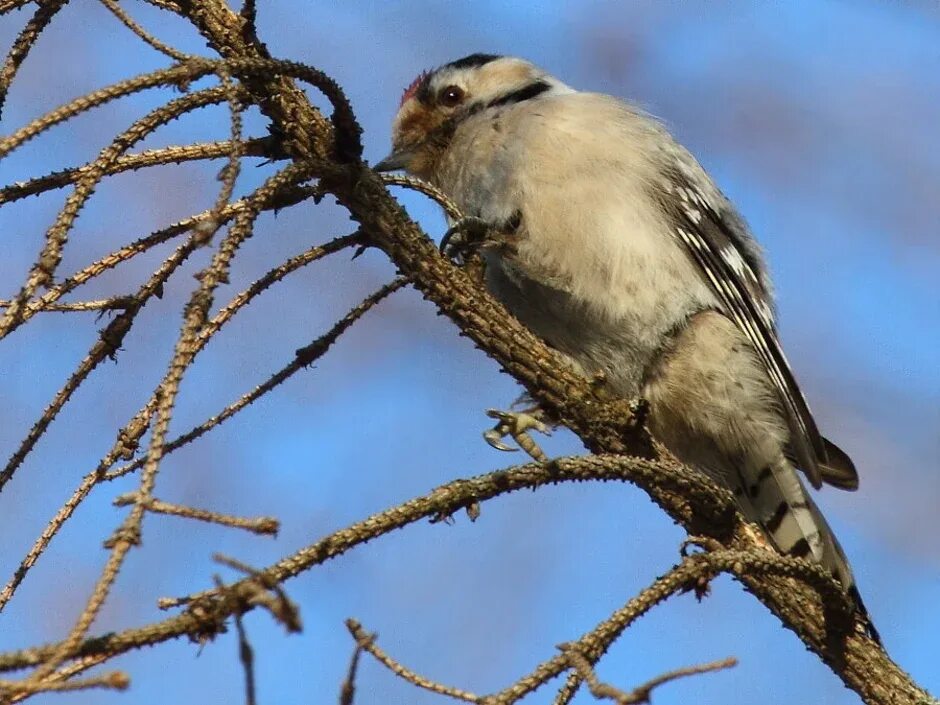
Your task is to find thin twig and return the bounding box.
[379,174,463,221]
[17,160,320,688]
[346,619,481,704]
[0,0,67,118]
[2,653,112,703]
[339,637,365,705]
[142,0,181,12]
[0,297,135,312]
[0,401,153,613]
[196,64,245,247]
[0,229,204,493]
[0,190,321,612]
[98,0,192,61]
[13,178,314,326]
[114,493,279,536]
[211,554,302,634]
[493,552,719,705]
[233,603,256,705]
[621,657,738,703]
[213,575,257,705]
[0,139,272,205]
[0,1,38,16]
[0,83,252,339]
[1,667,128,701]
[0,57,356,160]
[559,643,735,704]
[240,0,256,33]
[104,271,401,482]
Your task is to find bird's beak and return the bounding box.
[373,148,412,173]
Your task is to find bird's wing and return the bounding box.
[661,172,834,489]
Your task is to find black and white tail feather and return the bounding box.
[659,162,876,639]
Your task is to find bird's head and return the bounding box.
[374,53,563,179]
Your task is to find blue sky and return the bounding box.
[0,2,938,704]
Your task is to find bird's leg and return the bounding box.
[483,405,551,464]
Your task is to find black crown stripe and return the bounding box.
[444,53,502,71]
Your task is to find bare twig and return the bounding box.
[240,0,256,33]
[0,57,356,160]
[211,554,302,634]
[0,455,726,672]
[559,643,736,705]
[0,232,198,493]
[233,604,256,705]
[15,179,314,324]
[2,653,112,704]
[98,0,192,61]
[346,619,481,703]
[339,637,365,705]
[0,297,135,312]
[0,0,67,118]
[548,546,833,705]
[198,64,245,245]
[85,240,357,499]
[494,551,721,705]
[142,0,181,12]
[0,139,272,205]
[379,174,463,221]
[105,272,402,482]
[0,659,129,702]
[114,493,279,536]
[0,83,253,339]
[0,1,39,16]
[16,159,320,688]
[0,188,322,612]
[213,575,257,705]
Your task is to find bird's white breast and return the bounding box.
[435,92,718,395]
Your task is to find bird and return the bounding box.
[374,53,874,633]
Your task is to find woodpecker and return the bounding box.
[375,53,874,633]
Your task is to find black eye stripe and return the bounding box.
[487,80,551,108]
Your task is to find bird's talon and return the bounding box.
[482,409,550,462]
[440,216,491,262]
[483,428,518,452]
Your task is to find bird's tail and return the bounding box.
[738,457,879,642]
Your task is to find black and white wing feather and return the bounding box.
[661,170,846,490]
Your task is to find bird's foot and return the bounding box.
[483,408,551,463]
[439,216,492,264]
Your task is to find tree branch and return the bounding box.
[0,455,720,672]
[159,7,926,702]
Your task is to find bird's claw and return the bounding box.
[482,428,516,452]
[440,216,491,263]
[482,408,550,463]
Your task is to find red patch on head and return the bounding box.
[400,70,429,107]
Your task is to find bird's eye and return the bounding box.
[439,85,465,107]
